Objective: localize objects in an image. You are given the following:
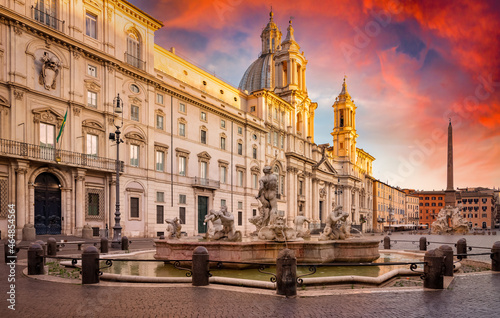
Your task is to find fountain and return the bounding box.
[155,166,380,265]
[431,204,469,234]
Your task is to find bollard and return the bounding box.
[423,249,445,289]
[47,238,57,257]
[419,237,427,251]
[493,231,497,236]
[439,245,454,276]
[100,237,109,254]
[121,236,129,250]
[456,238,467,259]
[276,249,297,297]
[28,243,45,275]
[383,236,391,250]
[82,246,100,284]
[192,246,209,286]
[492,241,500,272]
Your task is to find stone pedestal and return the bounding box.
[82,224,93,239]
[22,224,36,242]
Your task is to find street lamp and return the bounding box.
[109,94,124,248]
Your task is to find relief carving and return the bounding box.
[39,52,61,90]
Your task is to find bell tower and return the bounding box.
[274,19,307,97]
[331,77,358,163]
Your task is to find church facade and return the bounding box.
[0,1,374,239]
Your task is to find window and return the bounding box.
[267,133,271,144]
[200,130,207,144]
[179,194,186,204]
[179,207,186,224]
[220,119,226,128]
[130,144,139,167]
[156,115,164,130]
[221,199,226,207]
[131,105,139,121]
[252,174,258,189]
[200,161,207,179]
[88,193,99,216]
[237,126,242,135]
[250,106,256,112]
[220,137,226,150]
[220,166,227,184]
[35,0,57,29]
[273,107,278,120]
[201,111,207,121]
[179,103,186,113]
[156,150,164,171]
[87,65,97,77]
[40,123,55,148]
[157,192,164,202]
[156,93,164,104]
[237,143,243,155]
[252,147,257,159]
[85,12,97,39]
[299,180,304,196]
[253,209,257,216]
[238,202,243,209]
[179,156,186,176]
[280,176,285,195]
[130,84,140,94]
[87,91,97,108]
[281,135,285,149]
[273,131,278,147]
[86,134,98,157]
[156,206,164,224]
[238,211,242,226]
[127,33,141,68]
[130,197,139,218]
[237,170,243,187]
[179,122,186,137]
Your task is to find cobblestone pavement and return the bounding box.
[1,235,500,317]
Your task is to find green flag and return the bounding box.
[57,110,67,143]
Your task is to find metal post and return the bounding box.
[419,237,427,251]
[491,241,500,272]
[423,249,445,289]
[111,128,122,248]
[121,236,129,250]
[100,237,108,254]
[383,236,391,250]
[456,238,467,259]
[28,243,44,275]
[439,245,453,276]
[276,249,297,297]
[82,246,100,284]
[47,237,57,257]
[192,246,209,286]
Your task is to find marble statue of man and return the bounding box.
[165,217,182,239]
[255,166,278,226]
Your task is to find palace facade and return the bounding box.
[0,1,374,239]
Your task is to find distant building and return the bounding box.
[372,180,405,232]
[414,191,446,229]
[404,191,419,225]
[458,188,498,230]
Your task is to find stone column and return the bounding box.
[15,163,28,238]
[311,178,318,221]
[287,60,292,87]
[75,169,86,236]
[62,189,71,235]
[28,182,35,225]
[302,68,306,91]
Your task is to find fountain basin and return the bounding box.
[154,238,380,265]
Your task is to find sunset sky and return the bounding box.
[128,0,500,191]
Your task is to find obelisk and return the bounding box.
[444,119,456,206]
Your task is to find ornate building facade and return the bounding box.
[0,2,374,239]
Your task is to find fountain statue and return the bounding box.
[252,165,297,241]
[319,205,350,241]
[204,206,242,242]
[431,204,469,234]
[294,211,312,239]
[165,217,182,239]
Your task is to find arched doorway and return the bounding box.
[34,172,61,235]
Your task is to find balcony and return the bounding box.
[125,52,146,71]
[0,138,123,172]
[192,177,220,190]
[32,6,65,32]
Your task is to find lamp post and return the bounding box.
[109,94,124,248]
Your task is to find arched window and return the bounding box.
[126,31,143,69]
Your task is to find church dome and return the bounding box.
[238,53,273,93]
